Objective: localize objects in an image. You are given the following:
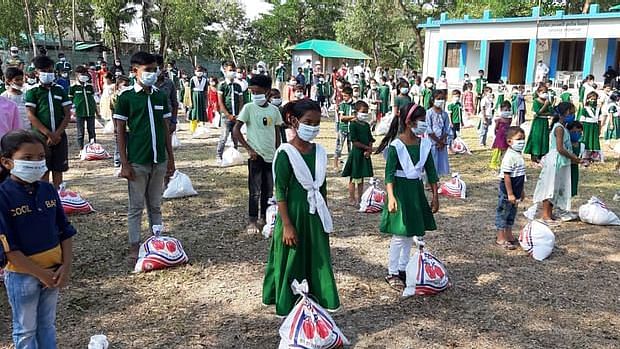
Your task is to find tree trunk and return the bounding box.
[582,0,591,14]
[413,27,424,68]
[53,9,64,50]
[23,0,37,53]
[372,40,380,68]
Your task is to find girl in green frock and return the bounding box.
[262,99,340,317]
[420,77,435,110]
[188,65,207,133]
[524,85,552,162]
[603,93,619,141]
[342,101,374,205]
[581,91,602,159]
[375,103,439,291]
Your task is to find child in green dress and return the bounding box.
[580,91,602,160]
[420,77,434,110]
[524,85,552,162]
[560,85,572,103]
[375,102,439,291]
[392,80,412,117]
[262,99,340,316]
[188,65,207,133]
[604,92,619,141]
[342,100,374,205]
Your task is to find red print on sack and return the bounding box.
[302,317,315,339]
[166,241,177,253]
[316,318,331,339]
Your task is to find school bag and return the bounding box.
[58,183,95,214]
[80,141,111,161]
[221,146,244,167]
[403,237,451,297]
[375,112,393,136]
[278,279,349,349]
[518,220,556,261]
[162,170,198,199]
[578,197,620,226]
[438,173,467,199]
[450,137,472,155]
[359,178,385,213]
[171,132,182,149]
[134,225,189,273]
[262,197,278,239]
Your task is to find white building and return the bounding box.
[418,4,620,87]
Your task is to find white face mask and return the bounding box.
[195,71,204,77]
[452,96,460,103]
[539,93,548,99]
[270,98,282,106]
[10,83,23,92]
[400,87,409,94]
[140,71,158,87]
[501,111,512,118]
[425,82,433,88]
[434,99,445,108]
[11,159,48,183]
[412,120,428,135]
[253,94,267,106]
[511,139,526,152]
[297,123,320,142]
[356,112,370,123]
[61,73,68,78]
[38,72,55,85]
[27,78,37,85]
[60,57,66,62]
[295,91,304,99]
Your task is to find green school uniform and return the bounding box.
[275,66,286,82]
[511,93,519,115]
[560,91,572,103]
[475,77,487,95]
[342,121,374,179]
[303,66,312,86]
[24,83,72,136]
[68,83,96,117]
[0,81,5,95]
[189,76,207,122]
[571,143,582,197]
[316,82,330,98]
[380,143,437,236]
[113,85,171,165]
[338,100,354,133]
[420,88,433,109]
[359,79,367,97]
[218,81,244,116]
[243,77,252,104]
[494,93,505,113]
[378,85,390,114]
[447,102,463,125]
[262,147,340,316]
[604,104,620,140]
[394,95,412,113]
[581,105,601,151]
[55,61,72,73]
[524,98,551,157]
[577,85,586,119]
[549,89,557,105]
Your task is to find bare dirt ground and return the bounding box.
[1,117,619,349]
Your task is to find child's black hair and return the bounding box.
[500,100,512,110]
[551,101,575,127]
[116,76,130,86]
[478,69,484,74]
[342,86,353,95]
[0,130,48,182]
[154,54,165,66]
[396,80,409,91]
[506,126,525,140]
[195,65,205,71]
[376,103,426,154]
[567,121,583,131]
[249,74,272,89]
[452,89,461,96]
[32,55,54,70]
[431,89,445,99]
[281,99,320,126]
[562,85,568,90]
[130,51,156,66]
[354,100,369,111]
[270,88,281,96]
[4,67,23,81]
[586,91,598,100]
[74,65,88,75]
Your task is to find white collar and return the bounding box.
[133,83,158,94]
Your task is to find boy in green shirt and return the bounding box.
[447,89,464,143]
[233,74,283,234]
[216,61,245,163]
[475,69,487,114]
[24,55,72,189]
[335,86,356,169]
[560,85,572,103]
[316,75,331,110]
[69,66,100,148]
[113,51,175,264]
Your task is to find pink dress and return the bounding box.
[463,91,474,113]
[492,120,510,150]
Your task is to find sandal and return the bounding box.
[385,275,405,291]
[495,240,517,250]
[398,270,407,283]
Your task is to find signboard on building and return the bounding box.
[538,20,589,39]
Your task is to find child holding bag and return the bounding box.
[342,100,374,205]
[262,99,340,317]
[375,103,439,291]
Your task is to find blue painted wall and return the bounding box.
[525,39,537,85]
[437,40,445,78]
[459,42,467,78]
[548,39,560,80]
[479,40,488,71]
[500,41,511,81]
[583,38,595,78]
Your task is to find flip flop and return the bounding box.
[495,240,516,250]
[385,275,405,291]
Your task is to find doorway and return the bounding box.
[509,42,529,85]
[487,42,504,83]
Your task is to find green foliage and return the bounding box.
[0,0,29,47]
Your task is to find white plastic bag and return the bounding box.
[191,126,210,139]
[211,112,221,128]
[375,113,393,136]
[94,118,104,129]
[134,225,189,273]
[278,279,349,349]
[518,220,556,261]
[438,172,467,199]
[163,170,198,199]
[523,203,539,221]
[262,198,278,239]
[578,196,620,225]
[80,141,111,161]
[88,335,109,349]
[102,120,114,134]
[359,178,385,213]
[171,132,181,149]
[403,237,450,297]
[221,147,244,167]
[450,137,472,155]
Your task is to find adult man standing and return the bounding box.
[535,60,549,85]
[7,46,24,70]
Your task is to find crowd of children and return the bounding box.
[0,50,620,347]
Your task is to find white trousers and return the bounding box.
[388,236,414,275]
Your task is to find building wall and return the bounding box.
[591,38,608,81]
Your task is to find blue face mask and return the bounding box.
[570,131,581,143]
[564,114,575,124]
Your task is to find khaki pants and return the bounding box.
[127,162,167,244]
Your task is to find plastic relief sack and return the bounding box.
[80,141,111,161]
[171,132,181,149]
[375,112,393,136]
[278,279,349,349]
[359,178,385,213]
[403,237,450,297]
[578,196,620,225]
[88,335,109,349]
[102,120,114,134]
[58,183,94,214]
[163,170,198,199]
[438,173,467,199]
[262,197,278,239]
[221,146,244,167]
[450,137,472,155]
[191,126,210,139]
[518,220,556,261]
[134,225,189,273]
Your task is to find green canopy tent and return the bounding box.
[610,4,620,11]
[289,39,371,76]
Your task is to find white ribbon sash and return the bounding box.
[191,76,207,91]
[391,137,432,180]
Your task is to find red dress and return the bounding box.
[463,91,475,114]
[207,87,219,123]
